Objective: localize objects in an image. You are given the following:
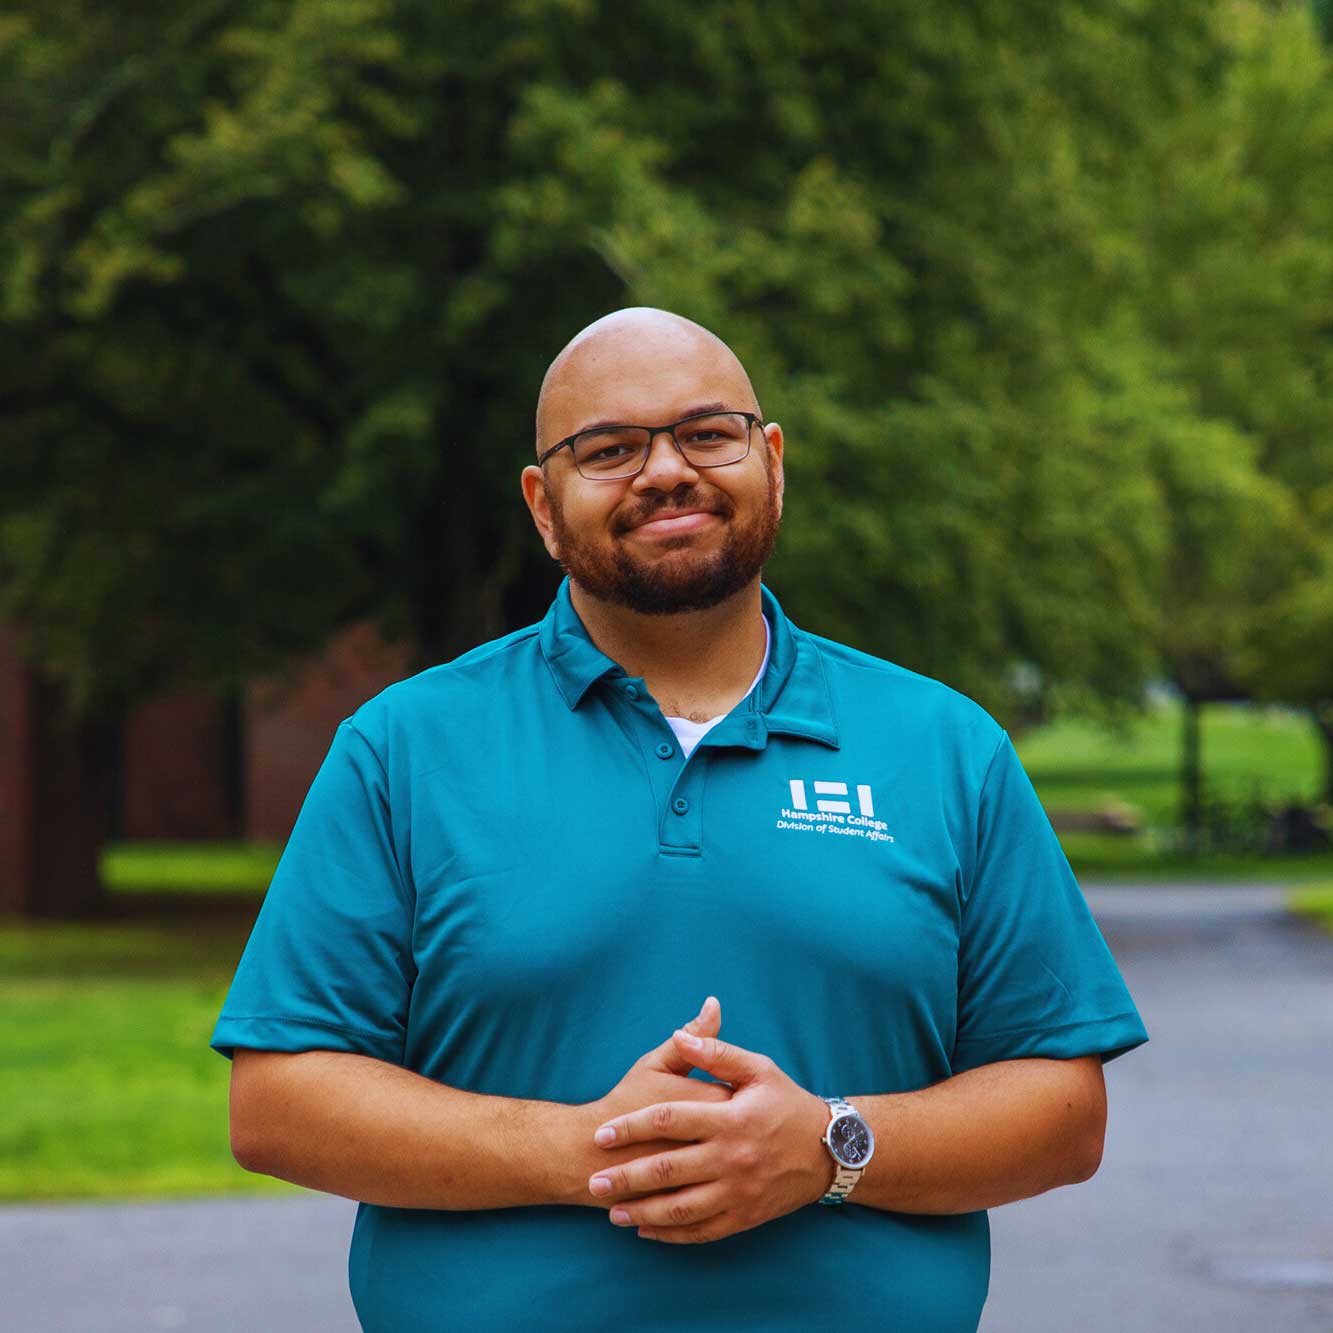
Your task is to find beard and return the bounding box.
[545,460,781,615]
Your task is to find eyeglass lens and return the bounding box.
[571,413,752,478]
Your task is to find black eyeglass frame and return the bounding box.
[536,410,765,480]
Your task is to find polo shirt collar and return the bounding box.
[537,576,839,750]
[538,577,620,708]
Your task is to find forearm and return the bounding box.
[842,1057,1106,1215]
[229,1049,597,1210]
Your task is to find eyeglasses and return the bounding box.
[537,410,762,480]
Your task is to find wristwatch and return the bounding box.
[817,1096,875,1205]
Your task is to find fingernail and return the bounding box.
[677,1030,701,1048]
[590,1176,612,1195]
[594,1125,616,1146]
[610,1207,631,1225]
[638,1228,657,1240]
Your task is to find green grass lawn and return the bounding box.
[1013,698,1328,882]
[2,696,1329,1203]
[1015,699,1322,823]
[102,841,282,894]
[1287,884,1333,934]
[0,907,301,1202]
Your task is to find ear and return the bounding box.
[521,464,561,561]
[764,422,785,517]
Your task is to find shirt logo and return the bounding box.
[777,779,894,842]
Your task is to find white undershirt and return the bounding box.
[662,615,771,759]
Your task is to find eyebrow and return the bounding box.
[569,401,733,436]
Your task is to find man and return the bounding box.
[213,307,1148,1332]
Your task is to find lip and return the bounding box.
[627,509,720,537]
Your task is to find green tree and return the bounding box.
[1126,1,1333,805]
[1,0,1289,912]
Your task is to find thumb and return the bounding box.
[685,994,721,1038]
[670,1029,765,1087]
[645,995,722,1076]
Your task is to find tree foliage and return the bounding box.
[0,0,1328,746]
[1128,3,1333,718]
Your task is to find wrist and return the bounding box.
[548,1101,602,1207]
[805,1091,837,1205]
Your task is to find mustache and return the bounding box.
[616,493,731,533]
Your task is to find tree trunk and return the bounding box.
[413,432,522,669]
[27,674,123,919]
[220,687,246,839]
[412,464,481,670]
[1180,696,1202,855]
[407,427,592,668]
[0,625,35,914]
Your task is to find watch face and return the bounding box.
[829,1113,874,1167]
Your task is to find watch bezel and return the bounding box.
[825,1110,875,1169]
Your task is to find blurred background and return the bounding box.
[1,0,1331,1328]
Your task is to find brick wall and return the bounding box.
[0,626,33,912]
[245,620,416,844]
[123,690,232,839]
[0,620,417,890]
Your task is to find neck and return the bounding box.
[569,579,767,721]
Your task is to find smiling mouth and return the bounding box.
[627,510,720,537]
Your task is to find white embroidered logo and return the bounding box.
[787,779,875,816]
[777,780,894,842]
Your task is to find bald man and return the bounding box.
[214,308,1148,1332]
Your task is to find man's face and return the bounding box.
[542,424,782,614]
[523,319,786,615]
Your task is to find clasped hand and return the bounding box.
[584,996,832,1245]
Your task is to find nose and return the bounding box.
[632,428,700,492]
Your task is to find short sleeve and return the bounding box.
[210,719,416,1064]
[951,731,1148,1075]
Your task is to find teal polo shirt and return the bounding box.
[211,575,1148,1333]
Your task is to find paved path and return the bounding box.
[2,885,1330,1332]
[0,1193,360,1332]
[985,885,1333,1332]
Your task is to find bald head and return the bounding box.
[535,307,761,457]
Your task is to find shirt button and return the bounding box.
[655,742,674,759]
[624,685,640,700]
[671,797,690,815]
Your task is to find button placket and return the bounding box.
[660,764,703,854]
[602,676,703,855]
[601,681,690,851]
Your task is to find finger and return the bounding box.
[636,1210,744,1245]
[644,996,722,1076]
[607,1180,730,1232]
[594,1099,722,1149]
[589,1142,714,1201]
[670,1030,768,1086]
